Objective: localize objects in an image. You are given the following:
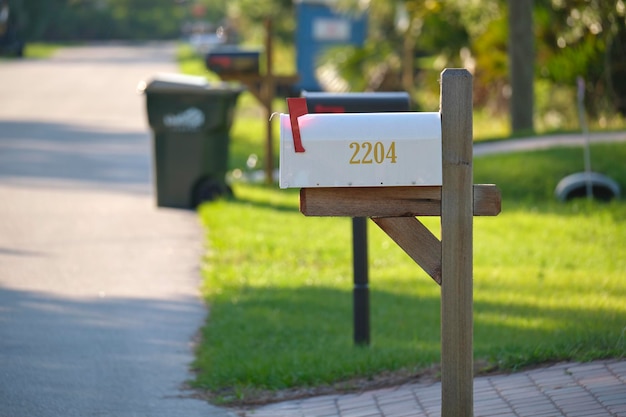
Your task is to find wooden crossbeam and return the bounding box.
[300,183,500,286]
[372,217,442,284]
[300,184,501,218]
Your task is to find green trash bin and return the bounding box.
[140,73,243,208]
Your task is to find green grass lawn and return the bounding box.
[23,43,59,59]
[0,42,59,60]
[191,120,626,404]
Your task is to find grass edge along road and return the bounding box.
[191,141,626,406]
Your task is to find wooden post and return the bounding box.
[263,18,275,185]
[296,68,497,416]
[440,69,474,416]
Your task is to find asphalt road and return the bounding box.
[0,43,234,417]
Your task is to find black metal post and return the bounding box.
[352,217,370,345]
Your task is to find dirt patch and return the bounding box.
[185,359,510,412]
[187,365,441,410]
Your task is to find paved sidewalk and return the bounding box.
[0,43,235,417]
[242,360,626,417]
[474,130,626,156]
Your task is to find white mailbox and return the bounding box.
[279,106,442,189]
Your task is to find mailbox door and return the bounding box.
[279,112,442,188]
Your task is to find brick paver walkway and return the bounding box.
[243,360,626,417]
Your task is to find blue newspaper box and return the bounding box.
[295,0,367,92]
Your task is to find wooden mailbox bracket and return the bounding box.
[298,69,501,417]
[301,184,501,285]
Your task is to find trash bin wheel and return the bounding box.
[193,178,233,206]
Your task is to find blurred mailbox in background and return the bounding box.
[205,46,261,76]
[302,91,411,114]
[279,111,442,188]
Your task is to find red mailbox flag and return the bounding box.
[286,97,308,153]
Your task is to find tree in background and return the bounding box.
[186,0,294,43]
[537,0,626,120]
[12,0,186,41]
[324,0,626,131]
[5,0,63,40]
[318,1,469,100]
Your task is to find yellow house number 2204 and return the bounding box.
[349,141,397,164]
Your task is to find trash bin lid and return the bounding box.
[138,73,244,94]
